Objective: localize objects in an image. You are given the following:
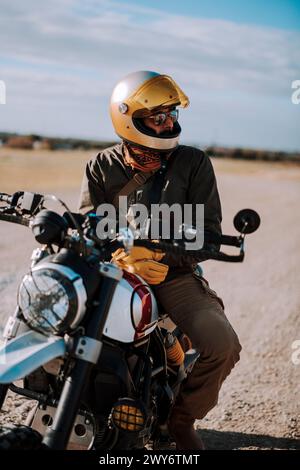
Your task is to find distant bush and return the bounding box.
[205,146,300,162]
[1,131,299,162]
[0,132,118,151]
[5,136,33,149]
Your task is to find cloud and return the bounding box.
[0,0,299,149]
[1,0,298,92]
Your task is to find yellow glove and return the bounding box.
[122,259,169,285]
[111,246,165,264]
[111,246,168,285]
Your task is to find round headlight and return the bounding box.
[18,263,87,335]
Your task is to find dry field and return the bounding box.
[0,148,300,450]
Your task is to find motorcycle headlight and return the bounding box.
[18,263,87,335]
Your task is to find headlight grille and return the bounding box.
[111,398,145,432]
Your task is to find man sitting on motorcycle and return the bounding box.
[78,71,242,450]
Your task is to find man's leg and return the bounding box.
[153,273,242,449]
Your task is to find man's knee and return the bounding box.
[211,322,241,363]
[189,312,242,362]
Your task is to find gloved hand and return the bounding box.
[111,246,165,263]
[111,246,168,285]
[121,259,168,285]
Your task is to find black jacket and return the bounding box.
[78,143,222,279]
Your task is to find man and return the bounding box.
[79,71,241,450]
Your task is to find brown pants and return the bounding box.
[153,273,242,420]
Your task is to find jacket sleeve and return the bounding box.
[161,150,222,268]
[78,155,106,214]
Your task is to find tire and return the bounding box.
[0,424,43,450]
[93,418,119,450]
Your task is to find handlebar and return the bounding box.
[0,213,30,227]
[0,191,44,215]
[0,191,31,227]
[0,191,251,263]
[105,237,244,263]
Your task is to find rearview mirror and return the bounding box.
[233,209,260,234]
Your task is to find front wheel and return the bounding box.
[0,424,43,450]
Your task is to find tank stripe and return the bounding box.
[123,271,152,340]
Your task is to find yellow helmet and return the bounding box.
[110,71,189,151]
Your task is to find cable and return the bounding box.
[43,194,87,256]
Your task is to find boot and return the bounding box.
[168,409,205,450]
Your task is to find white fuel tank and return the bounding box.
[103,271,159,343]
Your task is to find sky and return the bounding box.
[0,0,299,151]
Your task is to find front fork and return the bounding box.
[42,268,121,450]
[0,307,25,411]
[0,384,9,409]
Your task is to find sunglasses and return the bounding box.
[147,109,179,126]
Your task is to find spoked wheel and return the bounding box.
[0,424,43,450]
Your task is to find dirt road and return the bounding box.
[0,150,299,449]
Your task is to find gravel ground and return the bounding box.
[0,156,299,450]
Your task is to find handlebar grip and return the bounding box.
[0,213,30,227]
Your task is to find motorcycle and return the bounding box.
[0,190,260,450]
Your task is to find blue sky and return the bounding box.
[0,0,299,151]
[130,0,300,30]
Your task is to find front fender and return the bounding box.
[0,331,66,383]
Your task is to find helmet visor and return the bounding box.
[129,75,189,112]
